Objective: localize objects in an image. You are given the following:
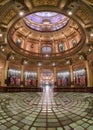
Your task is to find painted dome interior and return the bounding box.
[8,11,83,59]
[24,12,69,32]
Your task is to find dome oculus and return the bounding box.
[23,12,69,32]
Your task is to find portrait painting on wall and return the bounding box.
[72,39,77,47]
[16,38,22,47]
[58,42,64,52]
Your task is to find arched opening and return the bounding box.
[40,69,54,88]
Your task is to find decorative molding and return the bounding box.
[76,9,90,24]
[2,8,16,25]
[32,0,58,7]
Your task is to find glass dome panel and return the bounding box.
[24,12,69,32]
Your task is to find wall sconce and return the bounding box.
[87,43,93,52]
[9,54,15,60]
[79,54,86,60]
[0,45,5,52]
[66,59,72,65]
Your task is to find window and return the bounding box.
[41,46,52,54]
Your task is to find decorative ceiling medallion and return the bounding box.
[32,0,58,6]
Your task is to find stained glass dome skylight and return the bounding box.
[24,12,69,32]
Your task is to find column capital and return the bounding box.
[7,53,15,60]
[21,58,28,65]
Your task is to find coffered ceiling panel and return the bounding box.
[1,8,16,25]
[76,9,90,25]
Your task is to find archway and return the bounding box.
[40,69,54,87]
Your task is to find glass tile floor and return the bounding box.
[0,86,93,130]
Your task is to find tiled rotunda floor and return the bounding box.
[0,86,93,130]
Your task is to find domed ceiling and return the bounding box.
[8,10,84,61]
[0,0,93,66]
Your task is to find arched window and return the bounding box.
[41,46,52,54]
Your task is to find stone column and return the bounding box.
[52,40,55,53]
[69,65,74,87]
[85,60,92,87]
[1,67,5,86]
[54,67,57,87]
[1,60,9,86]
[20,64,24,87]
[38,41,41,53]
[37,67,40,87]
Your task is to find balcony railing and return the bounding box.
[7,31,85,60]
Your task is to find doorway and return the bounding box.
[40,69,54,87]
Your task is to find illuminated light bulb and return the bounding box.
[2,48,5,52]
[89,48,91,52]
[0,33,3,37]
[10,55,14,60]
[68,11,72,15]
[38,62,42,66]
[90,33,93,37]
[45,54,49,57]
[24,60,28,64]
[12,56,14,60]
[66,60,70,64]
[19,11,24,16]
[52,62,55,66]
[28,34,32,37]
[62,33,65,37]
[79,55,83,60]
[19,27,22,31]
[71,27,74,31]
